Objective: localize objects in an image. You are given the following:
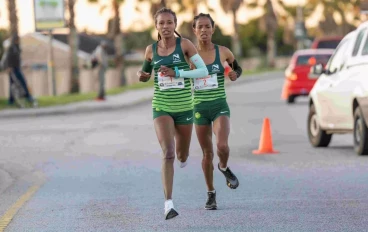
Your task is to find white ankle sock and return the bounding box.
[208,190,216,193]
[219,166,228,171]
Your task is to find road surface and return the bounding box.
[1,72,368,232]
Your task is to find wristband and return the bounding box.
[174,66,180,78]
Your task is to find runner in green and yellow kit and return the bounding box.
[191,13,242,210]
[137,8,209,220]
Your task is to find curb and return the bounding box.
[0,71,283,120]
[0,97,153,120]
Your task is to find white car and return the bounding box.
[308,21,368,155]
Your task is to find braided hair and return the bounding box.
[154,7,181,41]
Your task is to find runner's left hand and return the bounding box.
[189,63,195,70]
[228,71,237,81]
[158,65,176,77]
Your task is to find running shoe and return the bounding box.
[218,163,239,189]
[205,191,217,210]
[164,199,179,220]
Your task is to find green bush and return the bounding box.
[212,27,232,50]
[0,29,9,59]
[124,28,155,52]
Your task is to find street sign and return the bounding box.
[294,21,307,39]
[33,0,66,31]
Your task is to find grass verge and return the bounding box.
[0,68,280,110]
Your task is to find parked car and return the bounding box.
[308,21,368,155]
[281,49,334,103]
[311,36,343,49]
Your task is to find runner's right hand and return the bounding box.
[137,70,151,82]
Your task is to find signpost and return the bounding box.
[294,5,307,50]
[33,0,66,96]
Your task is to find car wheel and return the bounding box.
[308,104,332,147]
[353,106,368,155]
[287,95,296,104]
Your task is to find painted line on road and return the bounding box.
[0,185,41,231]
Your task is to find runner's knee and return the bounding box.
[216,142,229,154]
[162,147,175,160]
[202,149,214,161]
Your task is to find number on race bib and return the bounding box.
[158,72,185,90]
[194,74,218,91]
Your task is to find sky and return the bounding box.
[0,0,318,36]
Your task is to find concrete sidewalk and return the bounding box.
[0,71,282,119]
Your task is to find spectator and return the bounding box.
[92,40,109,101]
[1,35,37,107]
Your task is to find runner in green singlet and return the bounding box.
[137,8,209,220]
[191,13,243,210]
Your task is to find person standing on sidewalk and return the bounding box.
[137,7,208,220]
[191,13,242,210]
[92,40,109,101]
[1,35,37,106]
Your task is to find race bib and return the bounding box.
[194,74,218,91]
[157,72,185,90]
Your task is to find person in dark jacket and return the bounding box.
[3,36,37,106]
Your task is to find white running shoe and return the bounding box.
[179,160,187,168]
[164,199,179,220]
[178,156,188,168]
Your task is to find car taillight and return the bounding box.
[287,73,297,81]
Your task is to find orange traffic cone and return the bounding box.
[252,117,279,154]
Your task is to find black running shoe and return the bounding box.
[218,163,239,189]
[205,191,217,210]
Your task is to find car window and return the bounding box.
[361,34,368,56]
[316,40,341,49]
[296,54,332,65]
[352,29,367,56]
[326,39,351,74]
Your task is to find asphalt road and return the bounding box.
[1,71,368,232]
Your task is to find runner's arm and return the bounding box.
[176,38,208,79]
[223,46,242,78]
[141,45,153,74]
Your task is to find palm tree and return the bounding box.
[303,0,359,36]
[176,0,204,42]
[89,0,126,85]
[7,0,19,41]
[67,0,79,93]
[277,0,316,48]
[147,0,167,16]
[321,0,359,35]
[219,0,244,58]
[247,0,277,67]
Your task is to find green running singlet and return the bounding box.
[151,37,193,113]
[193,44,226,105]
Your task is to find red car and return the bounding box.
[310,36,343,49]
[281,49,334,104]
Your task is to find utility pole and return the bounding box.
[47,30,56,96]
[296,4,304,50]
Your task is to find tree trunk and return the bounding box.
[336,8,349,35]
[112,0,126,86]
[267,30,276,68]
[68,0,79,93]
[265,0,277,68]
[232,9,242,58]
[7,0,19,40]
[188,6,198,44]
